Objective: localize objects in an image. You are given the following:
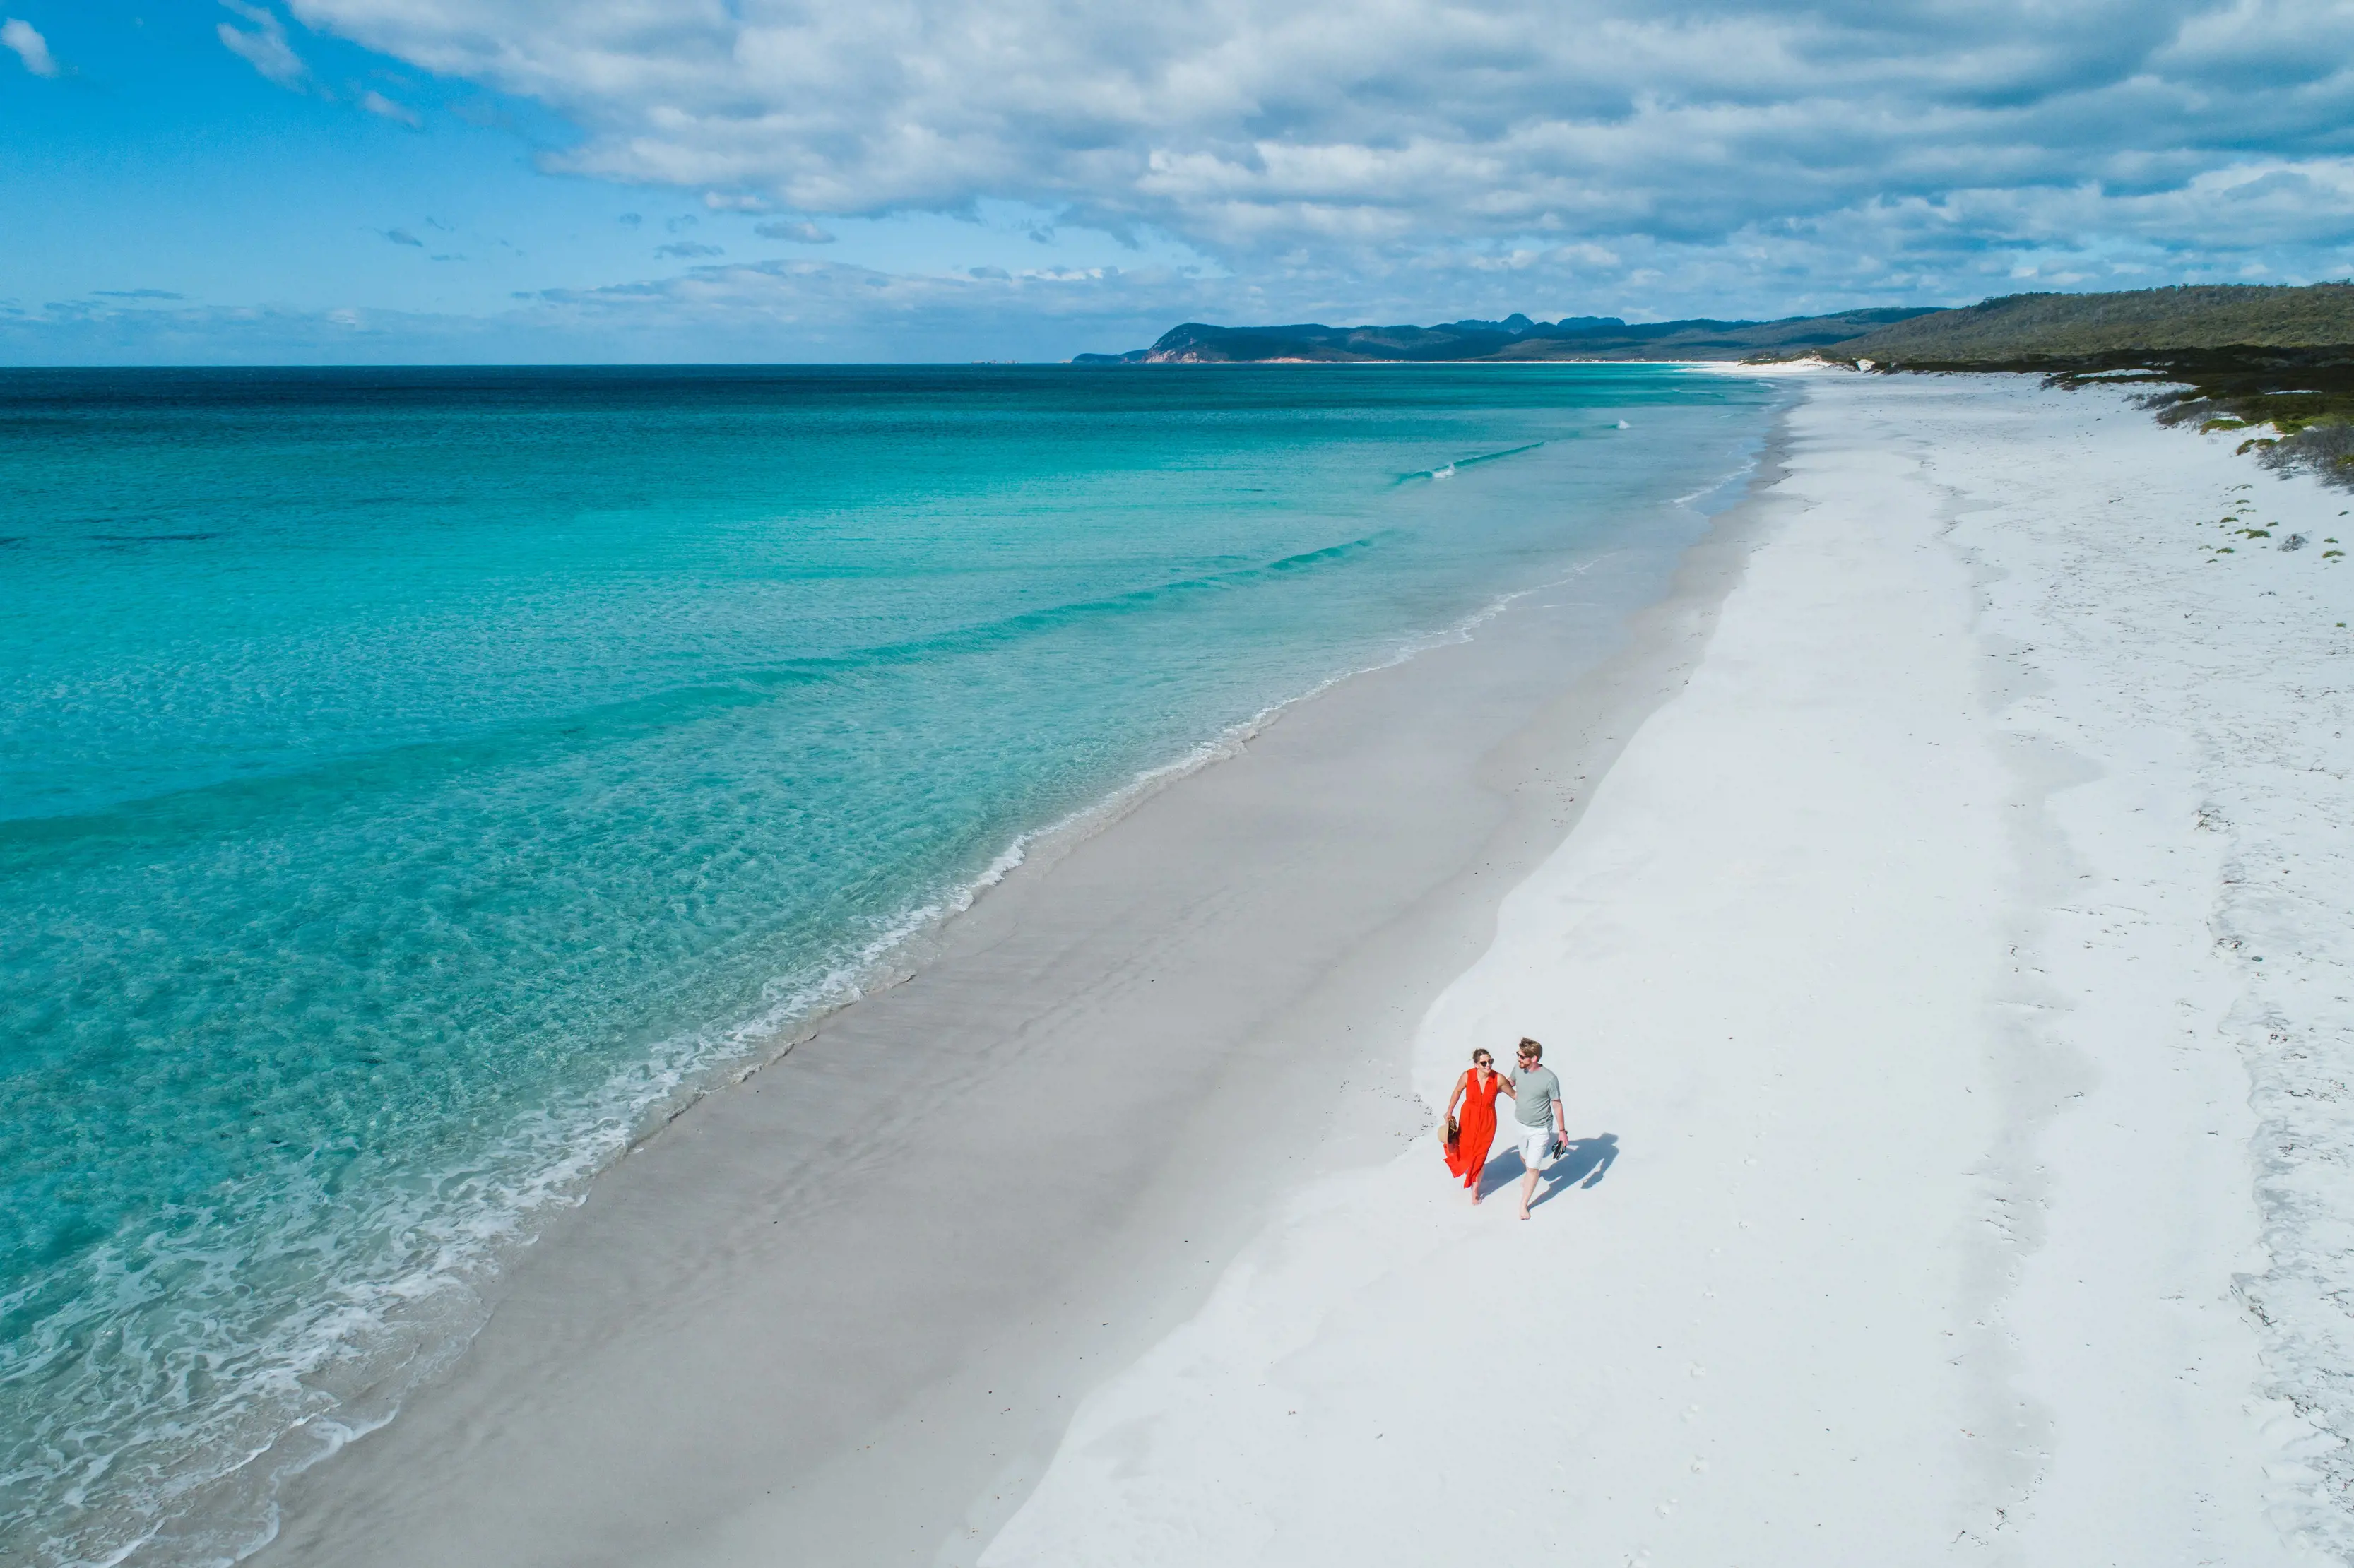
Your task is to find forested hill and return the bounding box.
[1077,285,2354,389]
[1826,283,2354,494]
[1826,283,2354,368]
[1072,308,1936,364]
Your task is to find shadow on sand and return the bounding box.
[1474,1132,1620,1210]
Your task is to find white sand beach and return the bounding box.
[980,373,2354,1566]
[252,372,2354,1567]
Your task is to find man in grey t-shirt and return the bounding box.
[1507,1037,1566,1220]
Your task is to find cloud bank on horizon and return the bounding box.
[7,0,2354,360]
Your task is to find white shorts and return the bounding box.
[1516,1123,1558,1168]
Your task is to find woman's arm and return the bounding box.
[1445,1070,1470,1119]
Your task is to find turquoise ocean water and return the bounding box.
[0,364,1780,1564]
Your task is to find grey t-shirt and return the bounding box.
[1510,1065,1561,1127]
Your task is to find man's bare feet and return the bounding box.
[1516,1208,1530,1220]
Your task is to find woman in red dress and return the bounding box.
[1442,1047,1508,1202]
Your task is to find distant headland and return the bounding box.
[1076,283,2354,372]
[1071,309,1934,364]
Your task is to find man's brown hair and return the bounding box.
[1517,1037,1542,1061]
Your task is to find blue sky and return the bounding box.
[6,0,2354,362]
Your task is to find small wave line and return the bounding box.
[1397,440,1544,483]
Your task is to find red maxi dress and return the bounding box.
[1445,1069,1503,1189]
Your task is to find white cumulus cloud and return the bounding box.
[755,219,837,244]
[1,17,57,76]
[25,0,2326,326]
[219,0,312,90]
[359,88,420,125]
[276,1,2354,271]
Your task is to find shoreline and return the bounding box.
[236,408,1789,1567]
[1063,358,1789,368]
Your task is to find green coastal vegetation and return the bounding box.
[1816,283,2354,362]
[1821,283,2354,489]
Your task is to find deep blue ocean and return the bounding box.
[0,364,1780,1564]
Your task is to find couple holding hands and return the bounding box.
[1442,1036,1565,1220]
